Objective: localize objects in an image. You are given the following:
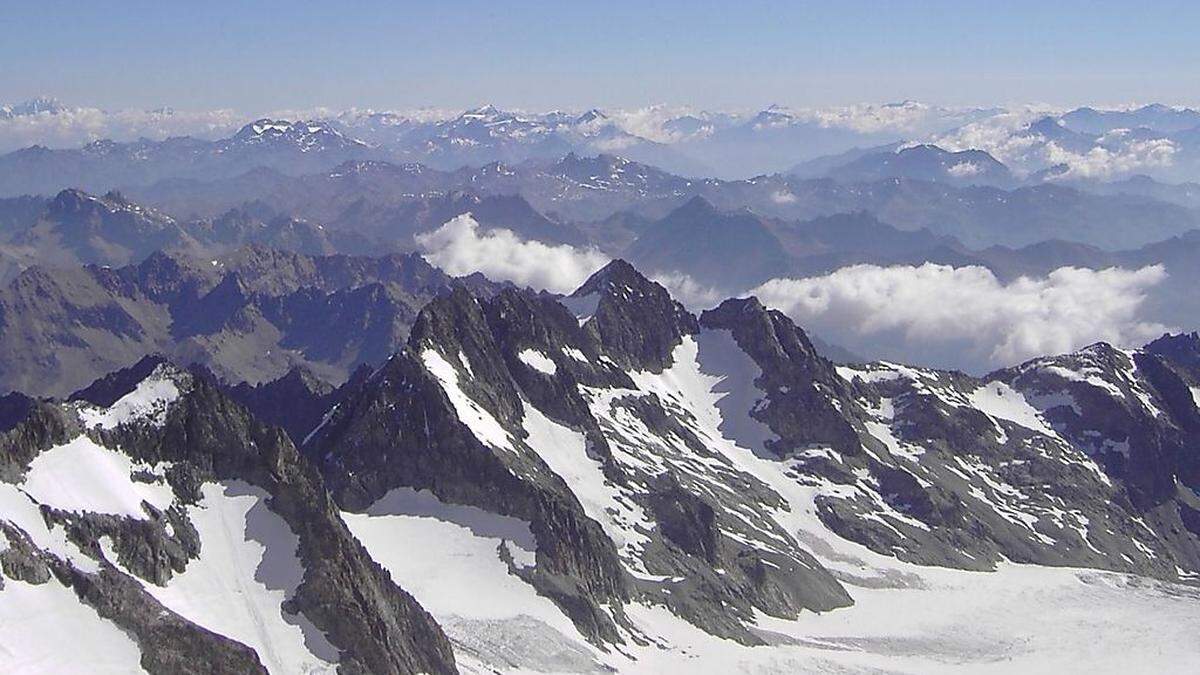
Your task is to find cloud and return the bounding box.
[607,105,724,143]
[931,107,1179,180]
[946,161,982,177]
[1042,138,1177,180]
[750,263,1170,371]
[415,214,730,308]
[416,214,609,294]
[410,221,1172,373]
[651,272,727,310]
[0,107,243,152]
[930,107,1056,175]
[798,101,1011,137]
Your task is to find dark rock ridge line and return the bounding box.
[0,359,457,674]
[0,243,500,398]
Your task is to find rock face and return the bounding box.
[991,341,1200,572]
[0,245,483,397]
[565,258,699,371]
[304,275,853,645]
[0,360,456,674]
[227,365,344,445]
[625,196,794,289]
[0,189,378,285]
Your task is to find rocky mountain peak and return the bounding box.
[206,270,251,304]
[698,296,842,388]
[1146,331,1200,374]
[571,258,642,297]
[67,354,182,407]
[463,103,501,118]
[568,259,698,370]
[226,365,338,444]
[700,296,862,453]
[1029,116,1066,135]
[47,188,97,216]
[276,364,335,396]
[406,285,524,412]
[576,108,609,125]
[672,194,718,218]
[102,189,132,205]
[45,187,174,230]
[231,119,365,151]
[1,96,67,117]
[0,390,35,432]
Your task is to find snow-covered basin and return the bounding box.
[343,487,607,672]
[360,333,1200,673]
[595,563,1199,675]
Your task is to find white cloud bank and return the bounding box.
[931,109,1180,180]
[415,217,1171,372]
[0,107,243,153]
[416,214,609,294]
[416,213,732,309]
[1043,137,1178,180]
[751,263,1171,370]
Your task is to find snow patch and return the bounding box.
[562,346,590,362]
[517,348,557,375]
[0,578,146,673]
[521,400,653,563]
[344,490,597,670]
[77,367,181,430]
[969,382,1061,439]
[422,348,515,453]
[21,436,175,519]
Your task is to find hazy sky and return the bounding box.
[4,0,1199,112]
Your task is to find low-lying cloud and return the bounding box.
[416,218,1171,372]
[1043,137,1178,180]
[751,263,1170,371]
[416,214,609,294]
[415,214,733,306]
[649,272,727,310]
[0,107,243,152]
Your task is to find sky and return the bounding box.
[3,0,1200,113]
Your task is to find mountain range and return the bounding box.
[4,183,1200,377]
[0,244,496,398]
[10,99,1200,187]
[2,258,1198,672]
[114,153,1199,251]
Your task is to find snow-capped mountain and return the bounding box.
[0,118,385,196]
[2,259,1198,672]
[0,96,69,119]
[1061,103,1200,135]
[378,104,709,176]
[223,119,368,154]
[9,100,1200,186]
[819,144,1015,187]
[0,357,454,673]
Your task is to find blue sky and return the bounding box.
[3,0,1199,111]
